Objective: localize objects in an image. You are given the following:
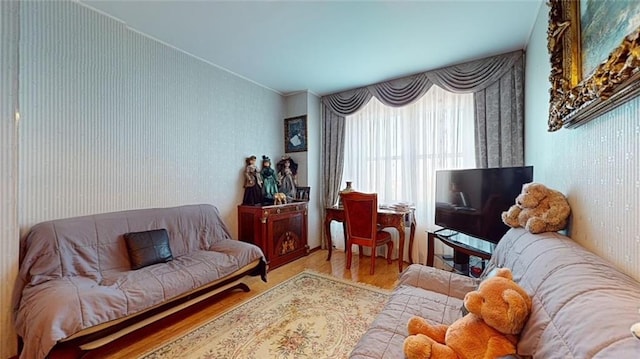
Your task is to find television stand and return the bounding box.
[427,228,495,277]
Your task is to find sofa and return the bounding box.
[350,228,640,358]
[12,204,267,359]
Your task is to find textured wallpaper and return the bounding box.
[0,2,20,357]
[283,92,322,249]
[18,1,284,235]
[306,93,322,249]
[3,2,284,355]
[525,5,640,280]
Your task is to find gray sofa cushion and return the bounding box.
[350,265,472,358]
[397,264,478,299]
[489,228,640,358]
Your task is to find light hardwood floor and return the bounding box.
[89,249,403,359]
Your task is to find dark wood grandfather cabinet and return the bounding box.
[237,202,309,270]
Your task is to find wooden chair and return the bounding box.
[341,191,393,274]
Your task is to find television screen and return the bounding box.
[434,166,533,244]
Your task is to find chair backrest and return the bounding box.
[341,191,378,244]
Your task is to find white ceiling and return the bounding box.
[81,0,543,96]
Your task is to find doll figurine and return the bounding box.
[277,156,298,200]
[242,156,263,205]
[260,155,279,203]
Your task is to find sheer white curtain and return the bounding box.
[334,85,476,263]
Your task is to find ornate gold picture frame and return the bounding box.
[547,0,640,131]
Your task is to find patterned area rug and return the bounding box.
[142,271,390,359]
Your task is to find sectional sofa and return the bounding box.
[350,228,640,358]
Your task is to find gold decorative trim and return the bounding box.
[547,0,640,131]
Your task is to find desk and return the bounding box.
[324,206,416,272]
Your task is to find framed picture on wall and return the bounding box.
[284,115,307,153]
[547,0,640,130]
[294,186,311,202]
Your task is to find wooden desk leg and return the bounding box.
[427,232,435,267]
[408,215,417,264]
[324,216,333,261]
[397,223,405,272]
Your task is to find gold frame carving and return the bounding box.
[547,0,640,131]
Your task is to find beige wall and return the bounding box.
[525,4,640,280]
[0,2,20,357]
[283,91,322,250]
[3,2,285,356]
[18,1,284,234]
[306,93,322,250]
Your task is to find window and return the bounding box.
[340,85,475,263]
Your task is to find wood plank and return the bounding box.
[70,249,400,359]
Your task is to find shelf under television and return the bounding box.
[434,229,495,257]
[427,228,495,278]
[433,253,488,278]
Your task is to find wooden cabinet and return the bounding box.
[238,202,309,270]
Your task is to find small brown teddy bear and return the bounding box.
[404,268,531,359]
[501,182,571,234]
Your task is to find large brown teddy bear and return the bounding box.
[501,182,571,234]
[404,268,531,359]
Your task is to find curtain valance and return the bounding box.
[320,50,525,249]
[367,73,432,108]
[322,88,372,116]
[427,51,521,93]
[322,50,523,116]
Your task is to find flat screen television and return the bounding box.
[434,166,533,244]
